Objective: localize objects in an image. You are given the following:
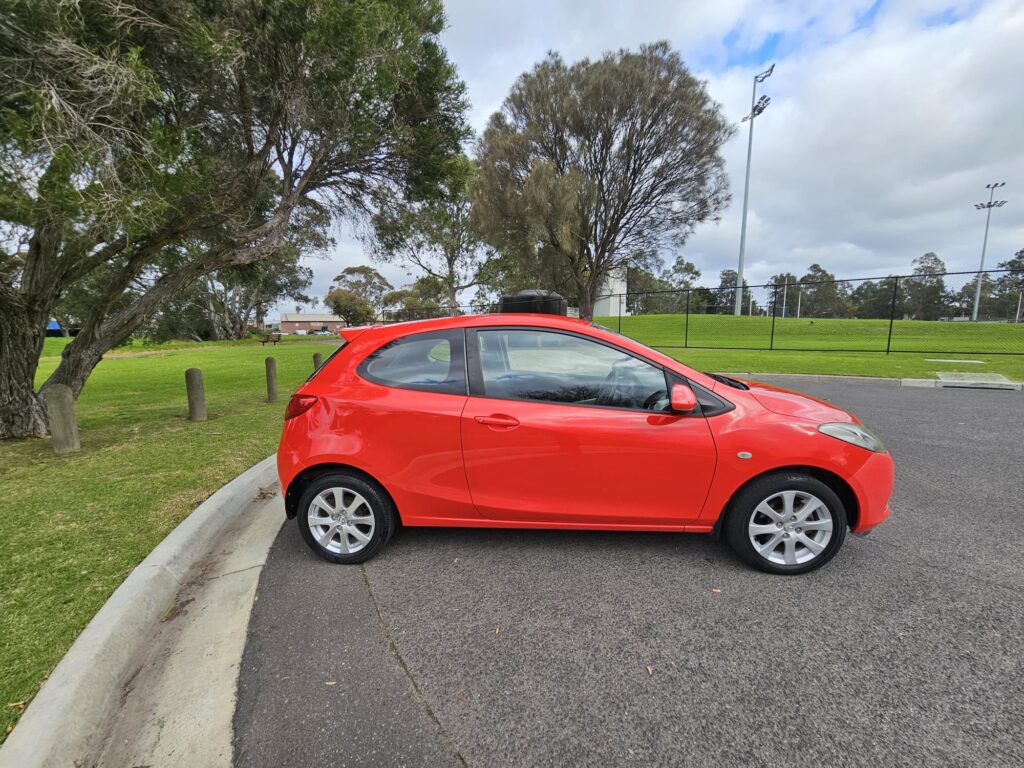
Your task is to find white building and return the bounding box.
[592,266,628,317]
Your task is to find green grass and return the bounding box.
[0,340,335,739]
[596,314,1024,380]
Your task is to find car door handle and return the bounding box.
[475,414,520,429]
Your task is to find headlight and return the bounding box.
[818,422,885,452]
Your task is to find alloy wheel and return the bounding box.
[307,486,377,555]
[747,490,834,566]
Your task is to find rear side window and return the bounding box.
[357,330,466,395]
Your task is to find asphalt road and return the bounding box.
[234,379,1024,768]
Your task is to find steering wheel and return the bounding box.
[602,365,641,406]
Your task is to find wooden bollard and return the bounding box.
[185,368,207,421]
[43,384,80,455]
[313,352,323,371]
[265,357,277,403]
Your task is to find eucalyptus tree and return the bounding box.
[331,266,394,315]
[0,0,466,438]
[663,256,701,290]
[370,154,486,309]
[714,269,750,314]
[472,42,733,318]
[324,288,376,326]
[798,264,851,318]
[903,253,948,320]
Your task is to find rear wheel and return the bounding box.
[296,472,396,564]
[724,473,847,575]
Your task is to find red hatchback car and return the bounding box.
[278,313,893,574]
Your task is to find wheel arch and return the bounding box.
[710,464,860,538]
[284,462,400,523]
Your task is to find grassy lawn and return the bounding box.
[597,314,1024,380]
[0,339,336,739]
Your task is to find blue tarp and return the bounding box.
[47,319,61,330]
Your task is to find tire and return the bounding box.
[724,472,847,575]
[296,471,397,564]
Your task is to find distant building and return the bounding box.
[279,312,347,334]
[592,266,629,317]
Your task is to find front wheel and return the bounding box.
[724,473,847,575]
[296,472,396,564]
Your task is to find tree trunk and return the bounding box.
[42,337,110,400]
[43,221,293,397]
[578,274,596,320]
[42,286,162,399]
[0,310,49,439]
[0,215,67,439]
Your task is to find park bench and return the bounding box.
[260,333,282,346]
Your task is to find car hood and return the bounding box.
[742,380,857,424]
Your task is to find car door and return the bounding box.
[460,327,717,526]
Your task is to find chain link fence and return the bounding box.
[601,269,1023,355]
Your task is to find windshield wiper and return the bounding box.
[705,373,750,390]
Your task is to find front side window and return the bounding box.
[474,329,668,411]
[358,330,466,395]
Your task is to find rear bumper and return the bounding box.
[848,450,894,534]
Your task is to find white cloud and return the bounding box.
[693,0,1024,290]
[278,0,1024,318]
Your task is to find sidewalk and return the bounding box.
[0,456,282,768]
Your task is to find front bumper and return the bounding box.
[847,450,895,534]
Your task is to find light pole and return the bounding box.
[972,182,1007,322]
[734,63,774,316]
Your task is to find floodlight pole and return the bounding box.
[972,182,1007,322]
[735,64,774,316]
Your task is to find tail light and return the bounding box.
[284,394,318,420]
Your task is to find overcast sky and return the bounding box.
[287,0,1024,315]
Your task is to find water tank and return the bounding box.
[498,290,568,316]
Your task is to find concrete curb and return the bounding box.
[719,372,1023,391]
[0,454,279,768]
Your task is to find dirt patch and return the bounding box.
[160,598,195,623]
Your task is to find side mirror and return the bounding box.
[670,383,698,415]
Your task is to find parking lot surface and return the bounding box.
[234,379,1024,767]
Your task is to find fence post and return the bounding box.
[265,357,278,403]
[684,290,690,348]
[312,352,323,371]
[885,276,899,354]
[185,368,207,422]
[769,288,777,351]
[617,295,623,334]
[43,384,80,455]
